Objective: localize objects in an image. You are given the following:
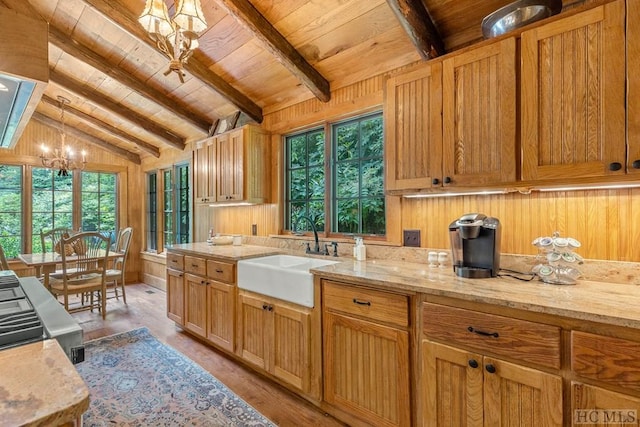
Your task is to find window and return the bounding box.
[146,163,190,252]
[0,165,22,258]
[285,112,385,236]
[146,172,158,252]
[32,167,74,253]
[81,172,118,244]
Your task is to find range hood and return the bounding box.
[0,6,48,148]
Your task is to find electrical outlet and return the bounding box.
[403,229,421,247]
[251,224,257,236]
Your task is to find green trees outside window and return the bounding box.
[32,168,74,253]
[81,172,117,244]
[285,112,385,236]
[0,165,22,258]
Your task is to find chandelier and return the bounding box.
[138,0,208,83]
[40,96,87,177]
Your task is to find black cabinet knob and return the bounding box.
[444,176,452,184]
[468,359,479,369]
[609,162,623,171]
[262,304,268,310]
[485,364,496,374]
[432,178,440,185]
[633,160,640,169]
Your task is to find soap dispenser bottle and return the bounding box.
[355,238,367,261]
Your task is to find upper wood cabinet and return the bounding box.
[442,38,516,186]
[385,38,516,193]
[628,0,640,174]
[217,125,270,204]
[521,0,626,181]
[193,124,271,205]
[385,62,443,193]
[193,137,217,204]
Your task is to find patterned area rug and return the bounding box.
[76,327,276,426]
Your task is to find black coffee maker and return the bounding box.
[449,213,501,278]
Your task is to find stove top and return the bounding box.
[0,271,44,349]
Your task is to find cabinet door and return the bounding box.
[572,382,640,426]
[384,62,442,192]
[521,0,626,181]
[236,292,269,369]
[206,280,235,352]
[184,273,208,337]
[422,340,483,427]
[166,268,184,325]
[193,138,216,203]
[628,0,640,175]
[324,311,410,427]
[271,303,310,392]
[217,130,243,201]
[483,356,563,426]
[442,38,516,187]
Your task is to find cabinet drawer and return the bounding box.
[572,331,640,391]
[184,256,207,276]
[423,302,561,369]
[167,253,184,271]
[323,281,409,328]
[207,259,235,283]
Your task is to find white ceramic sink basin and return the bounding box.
[237,255,339,307]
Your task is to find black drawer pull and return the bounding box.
[467,326,499,338]
[215,269,223,273]
[352,298,371,306]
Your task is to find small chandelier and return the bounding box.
[138,0,208,83]
[40,96,87,177]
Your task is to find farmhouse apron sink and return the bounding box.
[237,255,339,307]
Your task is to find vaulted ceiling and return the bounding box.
[1,0,585,164]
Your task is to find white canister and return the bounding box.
[232,235,242,246]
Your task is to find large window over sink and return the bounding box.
[284,112,385,237]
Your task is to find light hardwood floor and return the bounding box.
[72,283,346,427]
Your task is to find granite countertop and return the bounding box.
[167,243,640,329]
[167,243,282,260]
[0,339,89,426]
[311,258,640,329]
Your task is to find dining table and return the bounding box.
[18,250,119,290]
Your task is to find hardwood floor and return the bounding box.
[72,283,347,427]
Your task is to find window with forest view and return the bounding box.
[0,165,22,259]
[32,168,74,253]
[146,163,189,252]
[147,172,158,252]
[81,172,117,244]
[285,112,385,236]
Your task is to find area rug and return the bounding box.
[76,327,276,426]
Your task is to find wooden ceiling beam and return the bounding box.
[50,69,186,150]
[81,0,264,124]
[40,94,161,158]
[32,112,142,165]
[386,0,445,59]
[215,0,331,103]
[48,27,211,134]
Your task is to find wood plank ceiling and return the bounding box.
[0,0,583,163]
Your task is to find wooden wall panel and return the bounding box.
[402,189,640,261]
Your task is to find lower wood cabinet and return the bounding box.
[322,280,411,427]
[422,340,563,426]
[236,290,317,397]
[166,267,184,325]
[572,382,640,426]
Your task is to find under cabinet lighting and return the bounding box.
[538,183,640,192]
[403,190,508,199]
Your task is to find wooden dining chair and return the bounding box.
[49,232,110,319]
[40,227,76,253]
[105,227,133,303]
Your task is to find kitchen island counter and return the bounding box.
[0,339,89,426]
[312,258,640,329]
[167,242,282,260]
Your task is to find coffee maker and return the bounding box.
[449,213,501,278]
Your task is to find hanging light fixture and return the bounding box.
[40,96,87,177]
[138,0,208,83]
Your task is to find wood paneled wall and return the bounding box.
[213,69,640,263]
